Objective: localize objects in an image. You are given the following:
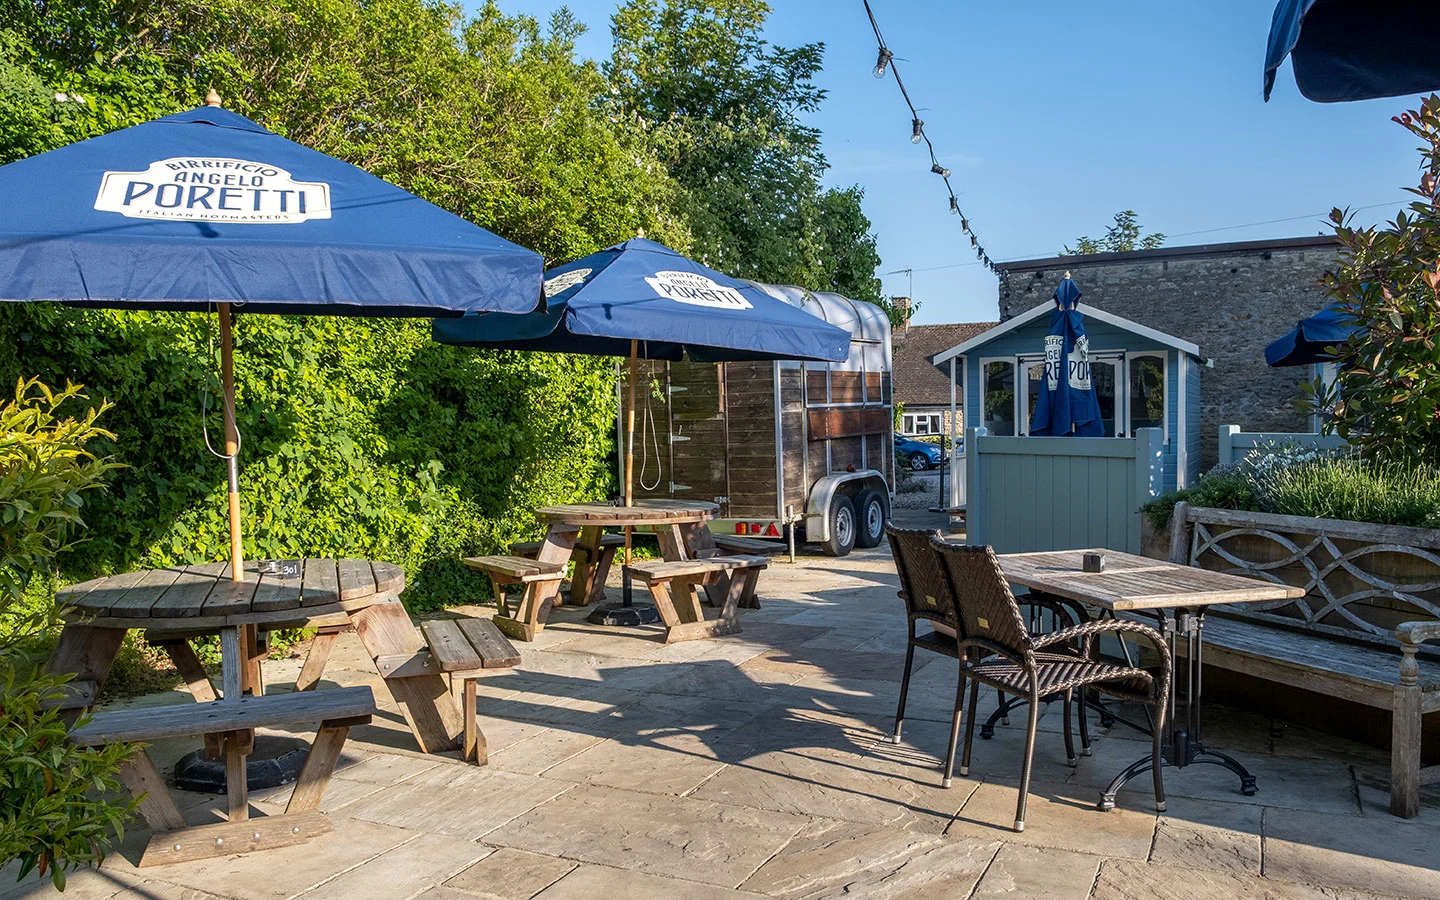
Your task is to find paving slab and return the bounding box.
[1064,735,1361,815]
[740,647,912,682]
[442,848,574,900]
[1090,858,1396,900]
[1149,797,1261,875]
[692,745,973,833]
[485,783,808,887]
[99,817,416,900]
[541,734,730,795]
[945,778,1157,859]
[1263,806,1440,899]
[534,864,768,900]
[343,767,571,841]
[969,844,1103,899]
[739,817,998,899]
[294,832,487,900]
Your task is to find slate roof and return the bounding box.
[892,322,995,407]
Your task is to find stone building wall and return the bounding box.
[997,236,1339,470]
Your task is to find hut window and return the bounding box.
[981,359,1016,436]
[1127,353,1167,438]
[1091,356,1121,436]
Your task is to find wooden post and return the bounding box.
[218,302,244,581]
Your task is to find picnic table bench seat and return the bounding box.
[627,554,768,643]
[512,531,625,608]
[417,618,522,764]
[1168,502,1440,818]
[69,686,376,867]
[462,555,565,643]
[710,534,786,556]
[510,532,626,561]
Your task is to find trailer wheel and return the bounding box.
[853,490,888,549]
[822,495,857,557]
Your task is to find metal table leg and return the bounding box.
[1097,607,1258,810]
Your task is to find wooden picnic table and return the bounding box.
[506,500,723,639]
[997,548,1306,810]
[50,558,466,755]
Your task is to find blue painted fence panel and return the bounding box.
[965,428,1164,555]
[1216,425,1349,467]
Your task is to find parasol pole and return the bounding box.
[207,88,244,582]
[623,339,639,576]
[218,302,244,581]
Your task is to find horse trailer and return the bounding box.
[619,284,893,556]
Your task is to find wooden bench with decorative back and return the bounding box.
[1168,502,1440,817]
[627,554,768,643]
[67,687,377,867]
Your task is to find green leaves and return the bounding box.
[1321,96,1440,467]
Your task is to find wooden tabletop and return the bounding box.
[58,558,404,627]
[536,499,719,527]
[997,549,1306,612]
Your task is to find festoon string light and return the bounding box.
[864,0,1005,278]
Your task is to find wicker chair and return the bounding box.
[887,526,1092,765]
[929,537,1172,832]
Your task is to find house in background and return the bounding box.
[995,235,1339,468]
[890,298,993,438]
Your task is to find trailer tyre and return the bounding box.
[853,490,888,549]
[822,495,857,557]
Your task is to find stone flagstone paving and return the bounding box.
[5,515,1440,899]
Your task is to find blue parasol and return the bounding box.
[1264,0,1440,103]
[432,238,850,363]
[0,94,545,577]
[1030,275,1104,437]
[1265,303,1359,366]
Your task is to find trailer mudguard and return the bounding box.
[804,470,888,541]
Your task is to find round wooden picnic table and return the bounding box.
[49,558,466,756]
[493,500,722,641]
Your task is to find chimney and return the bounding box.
[892,296,911,335]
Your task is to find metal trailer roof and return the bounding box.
[744,282,893,373]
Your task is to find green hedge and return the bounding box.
[0,304,617,610]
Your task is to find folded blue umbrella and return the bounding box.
[1264,0,1440,103]
[0,104,543,315]
[1030,277,1104,437]
[1265,304,1359,366]
[432,238,851,363]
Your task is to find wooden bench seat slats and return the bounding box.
[511,533,625,558]
[456,618,521,668]
[462,555,564,582]
[1196,615,1440,702]
[68,686,377,746]
[711,535,786,556]
[420,619,521,672]
[420,620,484,672]
[628,554,769,582]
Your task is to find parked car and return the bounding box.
[894,434,944,471]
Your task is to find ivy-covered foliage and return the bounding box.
[0,0,886,609]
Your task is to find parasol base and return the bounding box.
[586,602,661,626]
[173,735,311,794]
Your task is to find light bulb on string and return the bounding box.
[930,163,950,178]
[911,118,924,143]
[949,196,959,215]
[873,47,893,78]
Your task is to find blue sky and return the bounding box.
[480,1,1419,323]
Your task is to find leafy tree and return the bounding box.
[1063,210,1165,256]
[816,186,883,302]
[1319,97,1440,468]
[1,379,134,891]
[607,0,882,296]
[0,0,688,606]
